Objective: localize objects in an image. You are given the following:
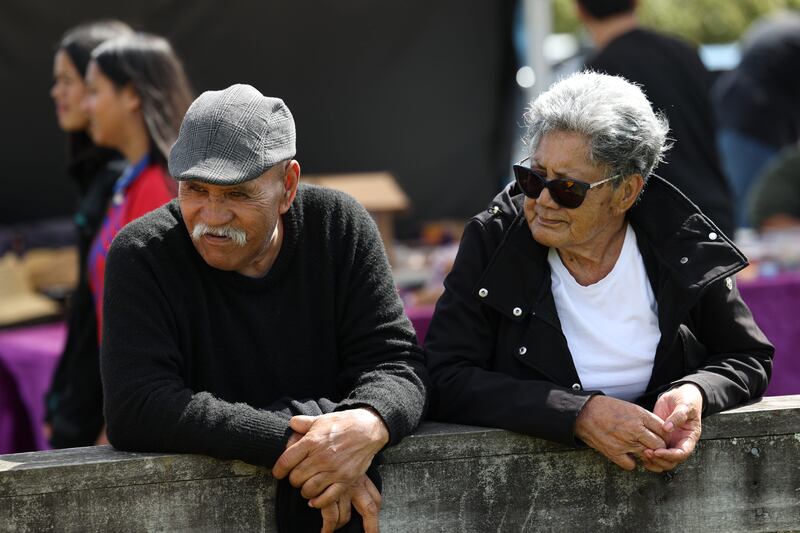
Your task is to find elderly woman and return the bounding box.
[425,72,773,473]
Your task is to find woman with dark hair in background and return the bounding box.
[46,20,133,449]
[46,31,193,448]
[84,32,194,345]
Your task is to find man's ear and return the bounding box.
[279,160,300,214]
[615,173,644,214]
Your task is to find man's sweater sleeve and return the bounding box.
[100,229,292,467]
[331,194,429,446]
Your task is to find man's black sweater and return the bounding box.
[100,184,427,468]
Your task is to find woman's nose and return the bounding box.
[536,185,560,209]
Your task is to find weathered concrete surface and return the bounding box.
[1,395,798,532]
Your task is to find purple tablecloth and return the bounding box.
[0,322,65,454]
[738,272,800,397]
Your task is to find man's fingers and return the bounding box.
[352,481,381,533]
[363,477,382,509]
[286,431,303,449]
[300,471,335,499]
[272,439,311,479]
[336,495,352,530]
[310,482,349,509]
[663,404,690,432]
[319,504,339,533]
[290,415,318,434]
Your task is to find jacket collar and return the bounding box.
[628,175,747,290]
[475,176,747,319]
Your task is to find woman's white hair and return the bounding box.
[524,71,671,182]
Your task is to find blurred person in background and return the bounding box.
[748,146,800,232]
[47,32,193,447]
[713,11,800,228]
[576,0,734,237]
[84,32,194,343]
[45,20,133,449]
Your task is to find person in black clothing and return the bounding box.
[576,0,735,236]
[46,20,132,448]
[425,72,772,474]
[100,84,427,533]
[713,10,800,227]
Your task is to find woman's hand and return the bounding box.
[641,383,703,472]
[574,395,668,470]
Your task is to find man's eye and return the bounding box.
[228,191,247,199]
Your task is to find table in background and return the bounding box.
[0,322,65,454]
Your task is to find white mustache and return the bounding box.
[191,222,247,246]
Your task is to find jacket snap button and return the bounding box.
[518,346,527,355]
[478,288,488,298]
[725,277,733,290]
[572,383,581,391]
[680,257,689,264]
[512,307,522,316]
[488,205,500,215]
[708,232,717,240]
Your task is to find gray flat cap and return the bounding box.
[169,84,296,185]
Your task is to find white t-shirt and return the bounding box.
[547,223,661,401]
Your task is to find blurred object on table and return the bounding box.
[19,248,78,301]
[735,227,800,281]
[394,220,464,307]
[303,172,409,265]
[0,254,61,328]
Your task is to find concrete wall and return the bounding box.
[2,395,799,532]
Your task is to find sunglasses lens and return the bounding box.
[549,181,586,208]
[514,166,545,199]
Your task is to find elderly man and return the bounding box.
[100,84,427,532]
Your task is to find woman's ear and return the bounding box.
[615,173,645,214]
[121,84,141,113]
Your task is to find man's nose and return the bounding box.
[200,197,234,225]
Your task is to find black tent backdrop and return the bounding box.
[0,1,519,236]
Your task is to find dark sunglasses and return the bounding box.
[513,157,621,209]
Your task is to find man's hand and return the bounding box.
[574,395,668,470]
[272,408,389,508]
[319,475,382,533]
[642,383,703,472]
